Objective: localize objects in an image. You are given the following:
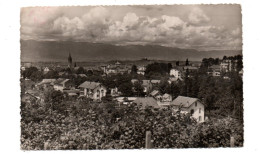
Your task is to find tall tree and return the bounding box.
[131,65,138,74]
[185,58,189,66]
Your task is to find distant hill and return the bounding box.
[20,40,242,62]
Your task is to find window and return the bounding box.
[195,102,197,107]
[190,109,194,115]
[199,108,201,113]
[199,116,201,121]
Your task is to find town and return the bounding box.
[21,53,243,149]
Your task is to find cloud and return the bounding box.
[20,6,242,50]
[188,8,210,25]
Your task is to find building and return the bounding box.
[150,80,161,85]
[54,79,75,92]
[162,93,172,102]
[170,96,205,123]
[142,80,153,93]
[43,67,50,74]
[137,66,146,75]
[36,79,56,89]
[78,81,107,100]
[102,62,129,75]
[220,59,238,72]
[131,79,139,84]
[170,68,181,78]
[183,66,198,73]
[133,97,160,109]
[207,65,221,77]
[110,87,121,97]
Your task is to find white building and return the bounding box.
[78,81,107,100]
[170,96,205,123]
[43,67,50,74]
[137,66,146,75]
[170,68,181,78]
[54,79,74,92]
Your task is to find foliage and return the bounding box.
[21,99,243,150]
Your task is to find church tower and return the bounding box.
[68,52,72,68]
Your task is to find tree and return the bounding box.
[44,70,59,79]
[167,63,172,73]
[176,61,180,66]
[133,82,144,96]
[185,58,189,66]
[86,70,93,76]
[76,67,86,74]
[131,65,138,74]
[22,67,38,79]
[118,82,133,96]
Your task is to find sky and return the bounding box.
[20,5,242,51]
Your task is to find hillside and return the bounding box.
[21,40,242,62]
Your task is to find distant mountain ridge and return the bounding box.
[21,40,242,62]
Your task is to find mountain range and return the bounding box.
[21,40,242,62]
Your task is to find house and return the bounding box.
[131,79,139,84]
[183,66,198,73]
[220,59,238,72]
[207,65,221,77]
[151,80,161,85]
[170,68,181,79]
[137,66,146,75]
[63,89,80,97]
[36,79,56,89]
[78,81,107,100]
[110,87,121,97]
[162,93,172,102]
[142,80,153,93]
[115,97,137,105]
[43,67,50,74]
[133,97,160,109]
[54,79,75,92]
[239,70,243,76]
[170,96,205,123]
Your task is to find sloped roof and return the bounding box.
[78,81,102,89]
[37,79,56,85]
[162,93,171,98]
[170,96,200,108]
[150,90,160,96]
[133,97,160,109]
[210,65,221,69]
[183,66,198,70]
[151,80,161,84]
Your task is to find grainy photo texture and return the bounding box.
[20,5,243,150]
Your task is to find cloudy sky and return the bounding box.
[21,5,242,50]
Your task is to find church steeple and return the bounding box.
[68,52,72,68]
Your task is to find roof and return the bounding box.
[133,97,160,109]
[183,66,198,70]
[150,90,160,96]
[131,79,139,84]
[151,80,161,84]
[61,79,70,84]
[142,80,151,86]
[162,93,171,98]
[170,96,200,108]
[78,81,103,89]
[37,79,56,85]
[210,65,221,69]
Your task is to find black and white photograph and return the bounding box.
[20,5,243,150]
